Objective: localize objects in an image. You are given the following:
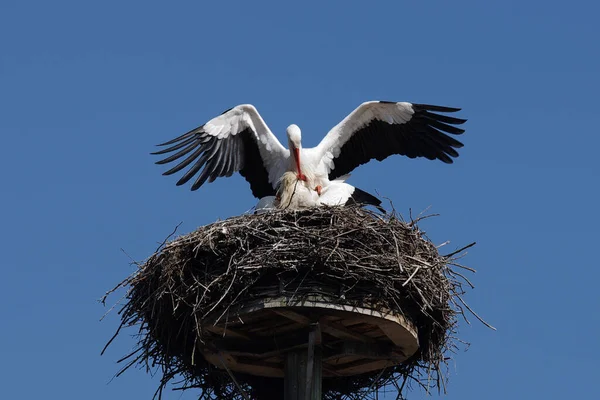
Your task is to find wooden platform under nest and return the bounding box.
[202,295,419,378]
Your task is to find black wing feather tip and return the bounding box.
[425,119,466,135]
[179,151,212,186]
[153,140,200,165]
[151,136,197,155]
[422,114,468,126]
[156,137,187,147]
[155,129,200,146]
[191,165,213,190]
[413,103,462,113]
[162,147,205,176]
[178,139,222,185]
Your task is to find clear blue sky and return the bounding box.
[2,1,598,398]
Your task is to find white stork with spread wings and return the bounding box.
[152,101,466,202]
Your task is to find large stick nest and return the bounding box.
[102,206,481,399]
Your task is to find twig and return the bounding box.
[455,295,496,330]
[402,265,421,287]
[443,242,476,258]
[217,353,251,400]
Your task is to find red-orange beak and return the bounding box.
[293,147,306,181]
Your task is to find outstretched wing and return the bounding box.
[152,104,288,198]
[314,101,466,180]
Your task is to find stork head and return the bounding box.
[286,124,306,181]
[286,124,302,150]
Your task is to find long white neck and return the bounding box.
[289,150,316,182]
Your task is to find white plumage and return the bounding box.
[153,101,466,207]
[253,172,384,212]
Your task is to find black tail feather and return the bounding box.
[347,187,386,213]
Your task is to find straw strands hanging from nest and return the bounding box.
[101,206,488,400]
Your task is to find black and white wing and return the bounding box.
[152,105,288,198]
[313,101,466,180]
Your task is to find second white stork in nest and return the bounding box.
[153,101,466,208]
[255,171,385,212]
